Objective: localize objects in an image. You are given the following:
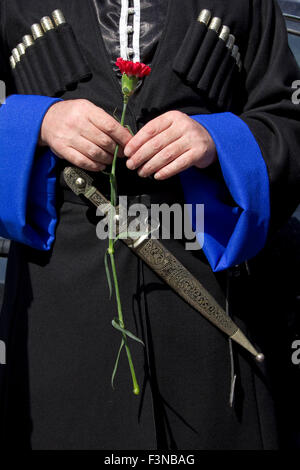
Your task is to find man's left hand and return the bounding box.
[124,111,217,180]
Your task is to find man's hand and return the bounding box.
[124,111,217,180]
[39,99,132,172]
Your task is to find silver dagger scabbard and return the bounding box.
[63,166,264,363]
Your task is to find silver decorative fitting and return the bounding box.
[219,25,230,42]
[75,177,86,189]
[236,52,242,71]
[23,34,35,48]
[197,9,211,26]
[208,17,222,33]
[128,7,135,14]
[31,23,44,40]
[127,25,133,33]
[226,34,235,51]
[52,9,66,26]
[256,353,265,363]
[41,16,55,32]
[12,48,21,63]
[16,43,26,57]
[9,56,16,70]
[127,47,134,56]
[231,45,239,60]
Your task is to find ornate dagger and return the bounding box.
[64,166,264,363]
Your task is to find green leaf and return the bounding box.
[125,125,135,136]
[104,250,113,299]
[112,319,145,346]
[113,107,120,122]
[111,339,125,389]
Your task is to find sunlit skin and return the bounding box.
[40,101,217,178]
[124,110,217,179]
[39,99,132,171]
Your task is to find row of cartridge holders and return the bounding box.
[9,9,91,96]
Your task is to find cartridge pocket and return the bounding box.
[9,10,92,97]
[173,9,242,110]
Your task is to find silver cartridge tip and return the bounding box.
[12,48,21,63]
[52,9,66,26]
[197,9,211,26]
[231,45,239,60]
[226,34,235,51]
[31,23,44,40]
[235,52,242,72]
[219,25,230,42]
[208,17,222,34]
[22,35,35,49]
[41,16,55,32]
[9,55,16,69]
[16,43,26,57]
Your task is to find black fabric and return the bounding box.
[22,45,52,95]
[38,29,69,91]
[208,48,235,102]
[12,64,26,94]
[19,52,40,94]
[187,28,221,85]
[0,0,299,449]
[54,23,92,85]
[0,198,278,450]
[173,21,208,77]
[16,60,31,93]
[197,39,227,93]
[218,56,237,109]
[29,36,62,96]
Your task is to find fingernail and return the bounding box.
[126,159,135,170]
[138,169,146,178]
[124,147,132,157]
[154,172,162,180]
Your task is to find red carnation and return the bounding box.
[115,58,151,78]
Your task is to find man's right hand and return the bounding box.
[39,99,132,172]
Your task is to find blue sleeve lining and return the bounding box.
[180,112,270,272]
[0,94,61,250]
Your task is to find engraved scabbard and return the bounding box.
[132,237,237,336]
[63,166,264,362]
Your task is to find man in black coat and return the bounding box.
[0,0,299,449]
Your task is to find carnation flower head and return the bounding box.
[115,57,151,99]
[116,57,151,78]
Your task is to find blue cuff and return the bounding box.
[0,94,61,250]
[180,112,270,272]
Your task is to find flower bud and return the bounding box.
[121,73,139,98]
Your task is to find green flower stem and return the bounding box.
[108,97,140,395]
[109,252,140,395]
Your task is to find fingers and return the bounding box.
[71,136,114,165]
[40,100,131,172]
[124,113,174,158]
[126,126,182,170]
[123,110,217,180]
[137,137,187,177]
[154,150,196,180]
[81,122,117,156]
[89,104,132,148]
[53,146,107,172]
